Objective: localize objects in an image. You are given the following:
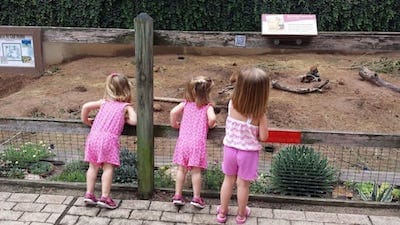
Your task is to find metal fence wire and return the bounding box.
[0,118,399,199]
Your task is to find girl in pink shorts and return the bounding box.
[217,67,270,224]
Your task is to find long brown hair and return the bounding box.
[184,76,214,107]
[231,67,270,119]
[104,73,133,103]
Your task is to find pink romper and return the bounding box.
[173,101,210,169]
[84,100,129,167]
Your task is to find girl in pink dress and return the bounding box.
[81,73,137,209]
[217,67,270,224]
[170,76,217,209]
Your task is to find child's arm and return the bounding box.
[170,102,185,129]
[125,105,137,125]
[81,100,102,126]
[258,114,269,142]
[207,106,217,128]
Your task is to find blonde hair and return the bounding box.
[231,67,270,119]
[104,73,133,103]
[184,76,214,107]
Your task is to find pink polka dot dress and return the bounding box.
[84,100,129,167]
[173,101,210,169]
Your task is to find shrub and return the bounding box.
[154,165,174,188]
[203,161,224,191]
[270,145,337,197]
[250,173,272,194]
[356,182,393,202]
[50,161,87,182]
[3,142,54,169]
[29,161,54,177]
[113,149,137,184]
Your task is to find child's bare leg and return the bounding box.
[101,163,114,197]
[86,163,99,194]
[219,175,236,214]
[191,167,202,198]
[236,177,250,217]
[175,165,187,196]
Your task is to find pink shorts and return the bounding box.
[221,145,259,181]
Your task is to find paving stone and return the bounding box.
[369,215,400,225]
[258,218,291,225]
[0,209,23,220]
[129,209,162,220]
[18,212,50,222]
[142,221,175,225]
[36,194,67,204]
[161,211,193,223]
[250,207,273,218]
[119,199,151,210]
[291,221,324,225]
[41,204,67,213]
[30,223,54,225]
[0,221,28,225]
[98,208,131,219]
[13,203,45,212]
[59,215,79,225]
[67,205,100,216]
[0,192,11,201]
[0,201,16,210]
[337,213,372,225]
[63,196,74,205]
[305,211,339,223]
[46,213,61,224]
[8,193,39,203]
[110,218,143,225]
[149,201,178,212]
[75,216,111,225]
[274,209,306,220]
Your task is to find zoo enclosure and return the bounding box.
[1,117,399,192]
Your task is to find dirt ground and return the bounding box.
[0,53,399,133]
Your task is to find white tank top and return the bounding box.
[223,101,261,151]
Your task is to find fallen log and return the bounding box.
[272,79,329,94]
[154,96,227,110]
[358,66,400,93]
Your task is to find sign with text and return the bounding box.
[0,27,43,75]
[0,34,35,67]
[261,14,318,36]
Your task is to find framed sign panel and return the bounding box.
[0,27,43,75]
[261,14,318,36]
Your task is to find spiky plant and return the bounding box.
[357,182,393,202]
[270,145,337,197]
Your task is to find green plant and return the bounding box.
[203,161,224,191]
[392,188,400,201]
[50,161,87,182]
[113,149,137,184]
[29,161,54,176]
[3,142,54,169]
[250,173,272,194]
[7,167,25,179]
[154,165,174,188]
[270,145,337,197]
[356,182,393,202]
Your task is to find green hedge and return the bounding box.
[1,0,399,31]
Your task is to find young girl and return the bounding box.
[81,73,137,209]
[217,67,269,224]
[170,76,217,209]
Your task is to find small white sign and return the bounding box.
[261,14,318,36]
[0,35,35,67]
[234,35,246,47]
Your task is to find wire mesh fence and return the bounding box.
[1,118,399,200]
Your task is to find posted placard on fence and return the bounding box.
[261,14,318,36]
[0,27,43,75]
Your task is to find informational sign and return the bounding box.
[234,35,246,47]
[0,27,43,75]
[0,34,35,67]
[261,14,318,36]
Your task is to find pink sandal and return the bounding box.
[216,205,228,223]
[235,206,251,224]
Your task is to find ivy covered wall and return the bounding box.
[1,0,399,32]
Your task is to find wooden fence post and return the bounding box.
[134,13,154,199]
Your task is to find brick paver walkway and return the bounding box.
[0,192,400,225]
